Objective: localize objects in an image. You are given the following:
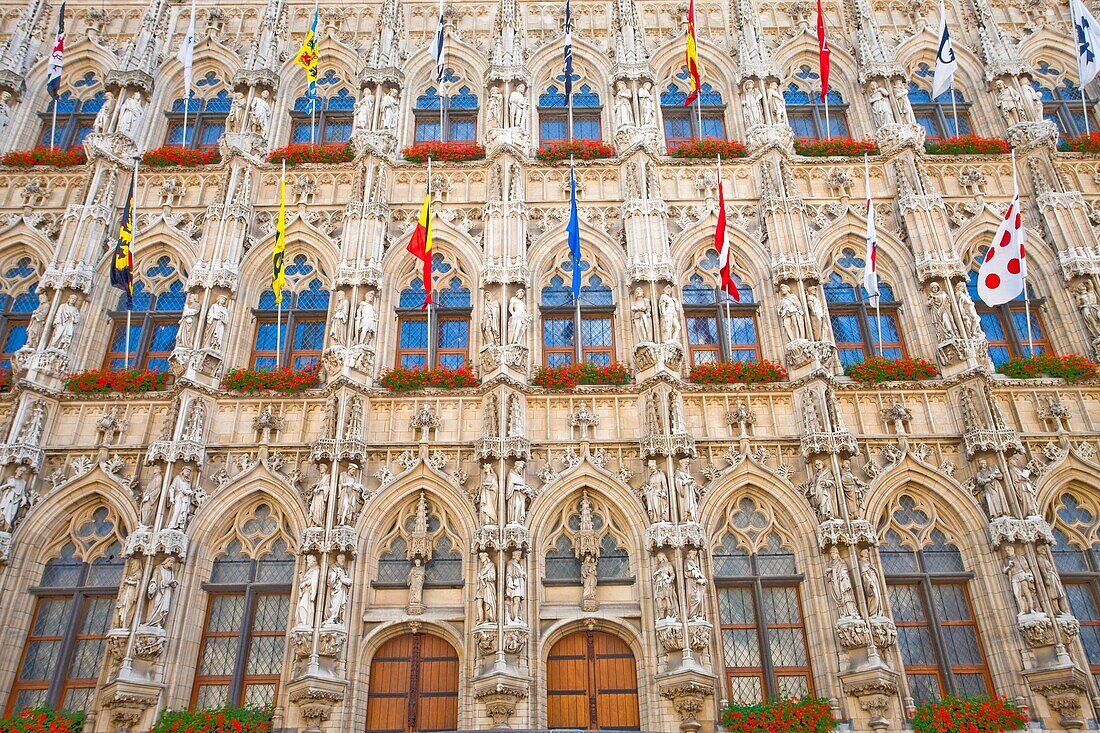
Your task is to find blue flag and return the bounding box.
[566,161,581,300]
[563,0,573,98]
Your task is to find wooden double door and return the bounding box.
[546,630,641,730]
[364,632,459,733]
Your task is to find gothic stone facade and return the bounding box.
[2,0,1100,731]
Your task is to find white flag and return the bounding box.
[863,156,879,306]
[977,178,1027,307]
[932,0,957,100]
[431,1,446,83]
[177,0,196,93]
[1072,0,1100,86]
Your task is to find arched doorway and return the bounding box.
[364,632,459,733]
[547,629,640,730]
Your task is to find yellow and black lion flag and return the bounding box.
[110,171,136,309]
[272,164,287,304]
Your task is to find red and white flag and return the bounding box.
[816,0,830,102]
[977,178,1027,307]
[862,156,879,304]
[715,175,739,301]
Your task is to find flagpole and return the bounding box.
[571,155,582,363]
[276,159,285,368]
[51,104,58,149]
[427,156,434,366]
[823,89,831,139]
[1010,147,1036,354]
[310,0,318,146]
[125,157,139,369]
[718,153,732,359]
[864,153,882,356]
[182,93,190,148]
[949,82,959,136]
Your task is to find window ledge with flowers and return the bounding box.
[0,369,10,393]
[536,139,615,163]
[924,134,1011,155]
[911,695,1028,733]
[668,138,748,160]
[721,696,836,733]
[997,353,1099,383]
[0,707,85,733]
[267,142,354,166]
[222,364,323,393]
[688,359,787,385]
[844,355,940,383]
[378,364,480,391]
[65,367,171,394]
[1,146,87,167]
[152,706,273,733]
[794,137,879,157]
[142,145,221,167]
[402,141,487,164]
[533,362,633,389]
[1058,132,1100,153]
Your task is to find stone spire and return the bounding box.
[365,0,407,70]
[611,0,649,67]
[733,0,776,79]
[845,0,904,82]
[0,0,46,94]
[491,0,525,68]
[967,0,1029,79]
[245,0,286,72]
[119,0,172,76]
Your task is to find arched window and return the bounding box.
[909,65,971,139]
[165,72,232,149]
[540,259,615,367]
[104,257,186,372]
[0,257,42,371]
[414,69,478,143]
[784,66,848,139]
[7,508,125,713]
[291,71,355,144]
[681,249,759,366]
[542,494,632,584]
[879,495,992,704]
[251,255,329,369]
[192,504,295,709]
[395,253,471,369]
[966,250,1050,366]
[1049,493,1100,690]
[712,497,813,703]
[1032,63,1096,137]
[38,72,107,149]
[539,79,602,147]
[824,248,905,368]
[373,494,465,588]
[661,72,726,150]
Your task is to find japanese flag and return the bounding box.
[977,188,1027,307]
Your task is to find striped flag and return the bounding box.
[862,156,879,306]
[272,165,287,304]
[110,170,136,309]
[177,0,197,96]
[715,175,739,302]
[407,192,434,309]
[684,0,701,106]
[566,160,581,300]
[431,1,446,83]
[816,0,830,102]
[46,2,66,100]
[563,0,574,98]
[294,5,320,113]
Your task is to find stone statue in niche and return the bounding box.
[1020,83,1043,122]
[475,551,497,624]
[507,394,524,437]
[144,557,178,628]
[1002,545,1040,615]
[653,551,679,620]
[117,91,145,137]
[631,287,653,343]
[17,400,46,446]
[637,82,656,126]
[336,464,363,526]
[668,391,686,434]
[974,458,1010,518]
[165,466,195,531]
[1009,455,1040,516]
[0,466,30,532]
[581,555,597,607]
[767,81,786,124]
[25,299,48,348]
[926,282,958,341]
[247,89,273,137]
[675,458,699,522]
[954,282,983,339]
[891,79,915,126]
[508,83,529,130]
[614,81,635,128]
[308,475,328,527]
[839,459,867,515]
[658,285,682,345]
[994,80,1023,126]
[407,557,426,612]
[809,459,835,519]
[323,554,352,625]
[858,548,882,615]
[644,460,670,524]
[778,284,805,342]
[478,464,498,526]
[203,294,230,351]
[1038,549,1067,614]
[115,573,139,628]
[380,89,400,130]
[685,548,707,620]
[505,551,526,625]
[183,399,206,442]
[94,91,115,133]
[48,294,81,351]
[645,392,662,435]
[356,291,378,347]
[825,547,858,618]
[487,87,504,128]
[742,79,764,126]
[1074,282,1100,338]
[806,291,825,341]
[868,82,893,128]
[353,93,373,133]
[139,466,161,528]
[482,292,501,346]
[177,293,200,347]
[505,460,530,525]
[482,393,500,438]
[330,291,350,347]
[507,288,529,345]
[296,555,320,627]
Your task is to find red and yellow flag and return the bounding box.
[406,193,433,310]
[684,0,702,106]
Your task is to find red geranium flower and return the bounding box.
[267,142,354,165]
[401,141,487,164]
[222,364,323,393]
[924,134,1011,156]
[64,367,171,394]
[844,356,939,383]
[535,139,615,163]
[1058,132,1100,153]
[688,359,788,385]
[378,363,480,391]
[794,137,879,157]
[142,145,221,167]
[997,353,1099,382]
[1,146,86,167]
[668,138,748,160]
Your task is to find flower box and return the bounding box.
[65,368,170,394]
[669,138,748,160]
[911,695,1028,733]
[1,146,86,167]
[222,364,322,393]
[688,359,787,385]
[0,370,10,393]
[536,139,615,163]
[152,706,273,733]
[0,707,85,733]
[1058,132,1100,153]
[997,353,1099,383]
[267,143,354,165]
[845,356,939,383]
[142,145,221,167]
[533,362,633,389]
[794,137,879,157]
[721,696,836,733]
[378,364,479,391]
[401,141,487,164]
[925,134,1011,155]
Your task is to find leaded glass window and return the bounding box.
[395,254,471,369]
[824,249,906,368]
[414,69,478,142]
[681,249,759,366]
[290,76,355,144]
[1051,494,1100,694]
[38,72,106,149]
[104,257,187,372]
[165,72,232,149]
[0,258,41,370]
[540,260,616,367]
[966,253,1050,367]
[251,256,329,370]
[1030,65,1096,137]
[661,70,726,150]
[908,66,971,139]
[539,82,602,145]
[784,66,848,139]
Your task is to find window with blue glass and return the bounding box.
[538,80,602,145]
[0,258,41,371]
[824,249,905,368]
[414,70,479,143]
[783,67,848,139]
[1032,64,1095,137]
[291,73,356,144]
[1050,494,1100,694]
[251,256,329,369]
[540,260,615,367]
[966,251,1050,367]
[104,258,188,372]
[661,72,726,150]
[681,250,759,366]
[395,254,471,369]
[38,75,107,150]
[908,69,971,139]
[165,73,232,149]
